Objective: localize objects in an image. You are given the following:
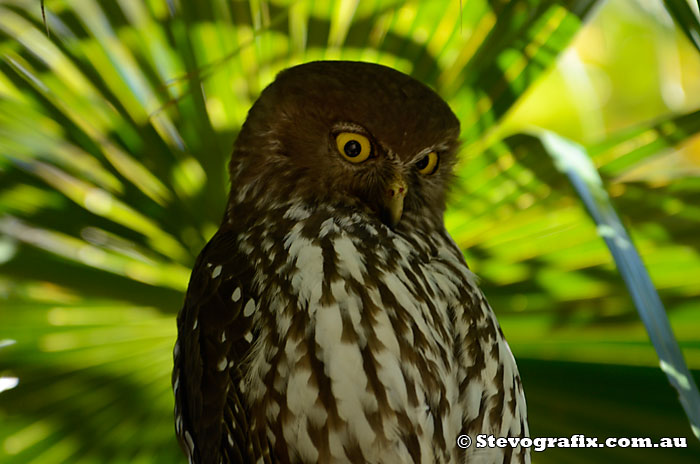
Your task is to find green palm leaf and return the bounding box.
[512,128,700,439]
[1,1,700,463]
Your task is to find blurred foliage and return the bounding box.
[1,0,699,463]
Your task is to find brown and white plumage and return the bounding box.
[173,61,529,463]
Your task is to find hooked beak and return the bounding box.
[384,177,407,228]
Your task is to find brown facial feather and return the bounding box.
[230,61,460,231]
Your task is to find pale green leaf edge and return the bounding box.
[533,129,700,441]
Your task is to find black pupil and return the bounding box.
[416,155,429,170]
[344,140,362,158]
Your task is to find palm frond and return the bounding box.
[507,129,700,440]
[662,0,700,54]
[1,0,700,462]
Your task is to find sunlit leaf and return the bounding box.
[509,129,700,439]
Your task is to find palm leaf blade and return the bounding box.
[509,129,700,440]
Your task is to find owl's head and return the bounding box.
[231,61,460,231]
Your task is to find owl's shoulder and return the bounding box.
[173,222,263,462]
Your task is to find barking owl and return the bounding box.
[173,61,529,463]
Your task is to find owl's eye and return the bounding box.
[336,132,372,163]
[416,152,439,175]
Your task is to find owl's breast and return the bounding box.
[238,207,486,463]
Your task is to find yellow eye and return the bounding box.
[416,152,439,175]
[336,132,372,163]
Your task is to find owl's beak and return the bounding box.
[384,178,407,228]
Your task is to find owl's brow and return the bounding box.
[409,142,452,163]
[331,121,370,135]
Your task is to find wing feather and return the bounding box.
[173,225,264,463]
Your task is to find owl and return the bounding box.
[172,61,529,464]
